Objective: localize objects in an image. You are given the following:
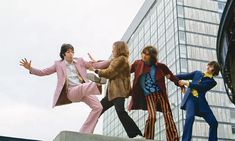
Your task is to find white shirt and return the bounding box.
[64,60,83,87]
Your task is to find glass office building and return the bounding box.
[103,0,234,140]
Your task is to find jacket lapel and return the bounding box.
[186,72,203,93]
[193,72,203,83]
[61,61,67,76]
[74,60,87,82]
[134,61,144,86]
[74,60,82,75]
[155,63,165,81]
[181,71,203,109]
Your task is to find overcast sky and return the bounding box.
[0,0,145,140]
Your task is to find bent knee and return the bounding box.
[210,120,218,128]
[186,114,195,121]
[92,102,103,112]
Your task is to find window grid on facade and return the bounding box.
[103,0,233,140]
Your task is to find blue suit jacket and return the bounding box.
[176,71,217,114]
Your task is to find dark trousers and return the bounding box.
[100,96,142,138]
[182,95,218,141]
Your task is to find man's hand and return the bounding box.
[127,96,133,112]
[88,53,97,63]
[181,86,186,94]
[87,62,95,72]
[179,80,189,86]
[20,58,31,70]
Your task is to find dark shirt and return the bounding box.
[139,64,160,96]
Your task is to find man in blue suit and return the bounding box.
[176,61,220,141]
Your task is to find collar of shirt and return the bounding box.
[204,71,213,78]
[64,59,77,66]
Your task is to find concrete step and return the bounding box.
[53,131,154,141]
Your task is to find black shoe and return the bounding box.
[133,135,144,139]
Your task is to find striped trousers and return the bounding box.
[144,93,179,141]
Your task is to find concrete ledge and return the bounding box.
[0,136,39,141]
[54,131,154,141]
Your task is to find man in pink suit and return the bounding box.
[20,43,110,133]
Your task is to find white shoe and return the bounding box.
[86,73,107,84]
[133,135,144,139]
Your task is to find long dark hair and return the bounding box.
[142,45,158,64]
[59,44,74,60]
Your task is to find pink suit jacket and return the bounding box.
[30,57,110,107]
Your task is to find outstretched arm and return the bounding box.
[20,58,31,70]
[162,64,185,92]
[20,58,56,76]
[91,61,110,69]
[162,64,180,86]
[83,53,110,70]
[83,59,110,70]
[179,80,217,92]
[96,56,125,79]
[175,71,197,80]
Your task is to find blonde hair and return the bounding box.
[113,41,129,58]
